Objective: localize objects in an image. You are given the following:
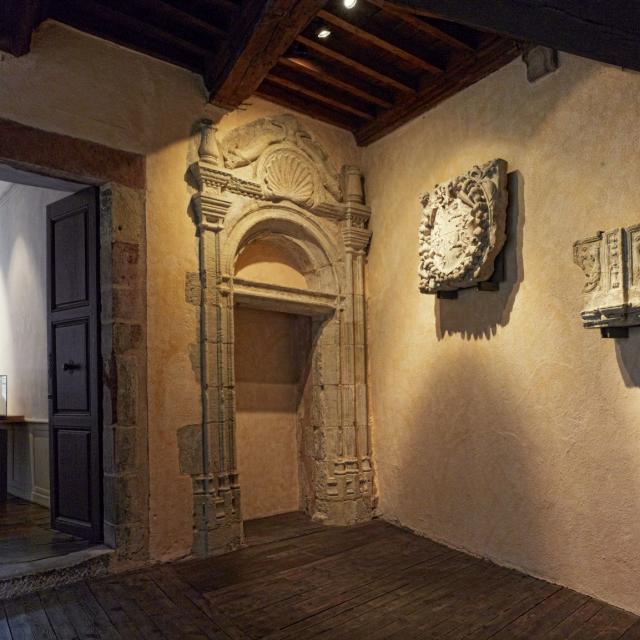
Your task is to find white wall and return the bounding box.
[0,181,71,420]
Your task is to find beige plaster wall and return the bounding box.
[235,307,310,520]
[363,54,640,614]
[0,20,361,561]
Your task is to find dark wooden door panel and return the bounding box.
[51,208,88,308]
[47,188,102,542]
[53,429,92,524]
[53,320,90,413]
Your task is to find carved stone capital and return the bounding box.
[419,159,508,293]
[343,202,372,252]
[194,191,232,232]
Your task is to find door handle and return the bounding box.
[63,361,82,372]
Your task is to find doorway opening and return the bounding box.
[233,234,331,545]
[0,166,107,587]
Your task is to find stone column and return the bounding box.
[190,121,242,555]
[325,166,373,525]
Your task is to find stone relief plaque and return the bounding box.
[418,159,508,294]
[574,225,640,330]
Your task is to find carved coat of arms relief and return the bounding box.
[418,159,509,293]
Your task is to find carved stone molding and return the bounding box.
[192,115,354,222]
[574,225,640,328]
[418,159,508,293]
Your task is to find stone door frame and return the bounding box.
[185,115,374,556]
[0,118,150,565]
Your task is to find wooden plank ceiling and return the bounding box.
[11,1,636,145]
[0,0,526,145]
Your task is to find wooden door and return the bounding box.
[47,188,102,542]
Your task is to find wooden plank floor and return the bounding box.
[0,496,89,565]
[1,512,639,639]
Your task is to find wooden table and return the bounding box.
[0,417,25,502]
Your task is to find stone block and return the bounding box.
[103,472,145,526]
[311,384,340,428]
[103,425,138,474]
[112,241,140,287]
[112,287,144,322]
[113,322,143,354]
[116,357,138,426]
[101,183,146,245]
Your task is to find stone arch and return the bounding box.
[224,202,341,295]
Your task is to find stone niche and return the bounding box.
[182,114,374,556]
[574,225,640,332]
[418,159,508,294]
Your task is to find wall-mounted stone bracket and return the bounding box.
[574,224,640,338]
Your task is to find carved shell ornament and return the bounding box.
[418,159,508,293]
[259,147,318,208]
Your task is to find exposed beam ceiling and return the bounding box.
[4,0,635,145]
[206,0,327,110]
[389,0,640,72]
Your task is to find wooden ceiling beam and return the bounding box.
[296,34,415,93]
[366,0,476,53]
[0,0,45,56]
[278,56,394,108]
[266,72,375,120]
[206,0,327,109]
[389,0,640,72]
[124,0,227,39]
[257,81,363,130]
[317,9,443,74]
[356,36,519,145]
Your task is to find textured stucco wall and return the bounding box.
[235,307,310,520]
[363,54,640,614]
[0,181,72,420]
[0,21,361,561]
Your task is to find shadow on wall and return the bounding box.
[436,171,525,341]
[615,327,640,388]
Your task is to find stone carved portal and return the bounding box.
[184,115,373,555]
[419,159,508,293]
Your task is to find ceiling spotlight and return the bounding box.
[316,26,331,39]
[343,0,358,8]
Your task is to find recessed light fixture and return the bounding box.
[316,26,331,39]
[343,0,358,8]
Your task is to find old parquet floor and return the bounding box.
[1,512,639,639]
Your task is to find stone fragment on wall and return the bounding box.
[574,224,640,329]
[418,159,508,293]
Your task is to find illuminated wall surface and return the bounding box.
[0,182,71,420]
[363,53,640,614]
[2,21,640,613]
